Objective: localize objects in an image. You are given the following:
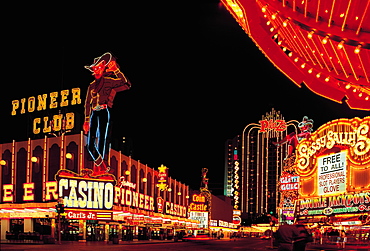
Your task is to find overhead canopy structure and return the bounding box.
[221,0,370,110]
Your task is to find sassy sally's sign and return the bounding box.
[296,117,370,172]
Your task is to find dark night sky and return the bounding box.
[1,1,368,193]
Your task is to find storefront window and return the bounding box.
[138,227,149,240]
[10,219,24,234]
[33,218,51,235]
[121,226,134,241]
[109,224,119,241]
[86,220,105,241]
[62,219,79,241]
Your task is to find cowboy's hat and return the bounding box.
[84,52,114,72]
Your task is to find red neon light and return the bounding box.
[259,119,287,132]
[221,0,370,110]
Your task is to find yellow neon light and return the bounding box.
[295,117,370,198]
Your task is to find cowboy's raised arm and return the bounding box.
[106,61,131,91]
[112,69,131,91]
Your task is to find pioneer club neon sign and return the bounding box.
[11,88,82,135]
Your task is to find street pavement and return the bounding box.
[1,237,370,251]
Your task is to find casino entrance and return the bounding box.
[86,221,106,241]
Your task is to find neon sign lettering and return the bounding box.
[299,192,370,216]
[33,112,75,134]
[58,178,115,210]
[259,119,287,132]
[118,176,136,189]
[280,174,300,191]
[157,197,164,213]
[165,201,187,217]
[318,152,346,195]
[233,161,240,209]
[11,88,81,136]
[297,118,370,171]
[192,194,205,203]
[189,203,208,211]
[281,183,299,191]
[66,210,97,220]
[1,179,156,212]
[114,187,154,211]
[2,183,38,202]
[190,194,207,212]
[11,88,81,116]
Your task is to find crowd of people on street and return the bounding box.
[275,223,352,251]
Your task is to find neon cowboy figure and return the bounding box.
[83,52,131,174]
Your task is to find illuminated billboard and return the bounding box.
[295,116,370,217]
[317,151,346,196]
[11,88,81,136]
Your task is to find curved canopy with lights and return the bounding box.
[222,0,370,110]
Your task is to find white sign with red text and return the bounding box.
[318,151,347,196]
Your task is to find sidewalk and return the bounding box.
[307,242,370,250]
[1,238,178,246]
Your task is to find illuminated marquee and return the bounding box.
[56,170,154,212]
[114,186,154,211]
[165,201,187,217]
[299,191,370,216]
[58,177,115,210]
[295,117,370,199]
[2,181,58,203]
[11,88,81,135]
[296,117,370,175]
[189,193,208,212]
[233,160,240,209]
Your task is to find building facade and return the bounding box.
[295,117,370,226]
[240,109,297,219]
[0,133,196,242]
[224,135,241,201]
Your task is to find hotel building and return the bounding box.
[0,133,196,242]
